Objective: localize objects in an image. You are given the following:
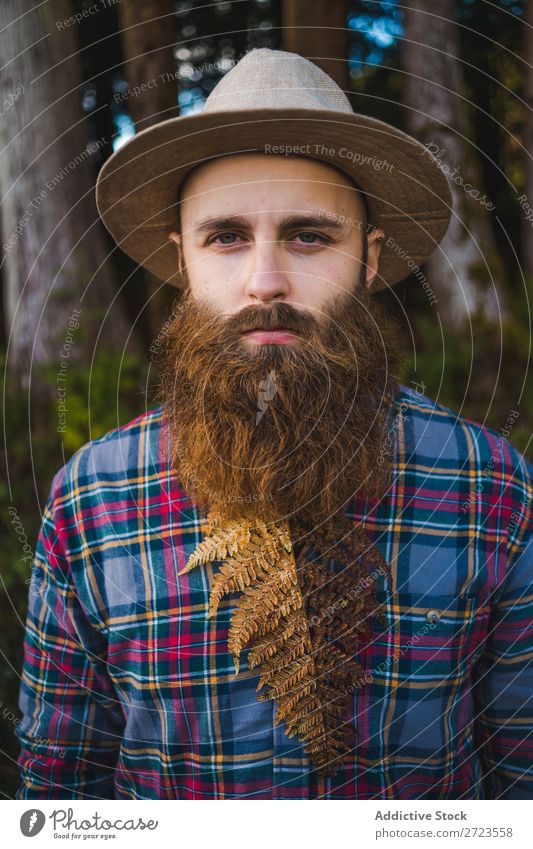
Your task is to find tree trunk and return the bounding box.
[0,0,131,387]
[522,0,533,281]
[117,0,178,131]
[117,0,178,341]
[402,0,504,326]
[282,0,350,92]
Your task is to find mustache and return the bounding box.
[217,300,319,338]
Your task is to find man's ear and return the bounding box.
[168,230,181,252]
[364,228,385,291]
[168,230,184,276]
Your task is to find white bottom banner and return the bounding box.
[2,799,530,848]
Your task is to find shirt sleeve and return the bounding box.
[472,478,533,799]
[15,472,125,799]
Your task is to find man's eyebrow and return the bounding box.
[192,215,251,233]
[191,214,348,234]
[280,215,347,232]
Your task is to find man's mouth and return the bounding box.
[241,327,300,344]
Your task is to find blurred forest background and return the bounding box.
[0,0,532,796]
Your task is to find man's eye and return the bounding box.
[208,231,329,246]
[293,231,329,244]
[210,232,241,245]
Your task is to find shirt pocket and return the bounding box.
[370,591,483,764]
[390,590,480,681]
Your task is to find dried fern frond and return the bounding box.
[178,519,252,575]
[180,508,389,778]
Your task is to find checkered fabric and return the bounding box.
[15,384,533,799]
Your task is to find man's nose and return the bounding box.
[244,237,289,301]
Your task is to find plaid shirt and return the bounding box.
[16,384,533,800]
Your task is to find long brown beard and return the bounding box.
[156,276,404,775]
[156,277,403,526]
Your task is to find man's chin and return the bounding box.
[236,336,304,365]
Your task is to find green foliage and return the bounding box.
[36,349,152,455]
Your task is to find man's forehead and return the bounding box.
[177,153,367,216]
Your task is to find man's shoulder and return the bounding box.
[397,384,532,555]
[397,381,532,481]
[48,404,166,501]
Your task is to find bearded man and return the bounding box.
[16,49,533,800]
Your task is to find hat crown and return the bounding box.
[203,48,353,115]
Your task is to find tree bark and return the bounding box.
[402,0,504,326]
[117,0,178,341]
[282,0,350,92]
[0,0,131,386]
[117,0,178,131]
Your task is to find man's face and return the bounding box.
[168,153,384,336]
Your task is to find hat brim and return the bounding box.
[95,108,452,293]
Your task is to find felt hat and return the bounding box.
[95,47,452,293]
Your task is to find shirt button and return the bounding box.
[426,608,441,624]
